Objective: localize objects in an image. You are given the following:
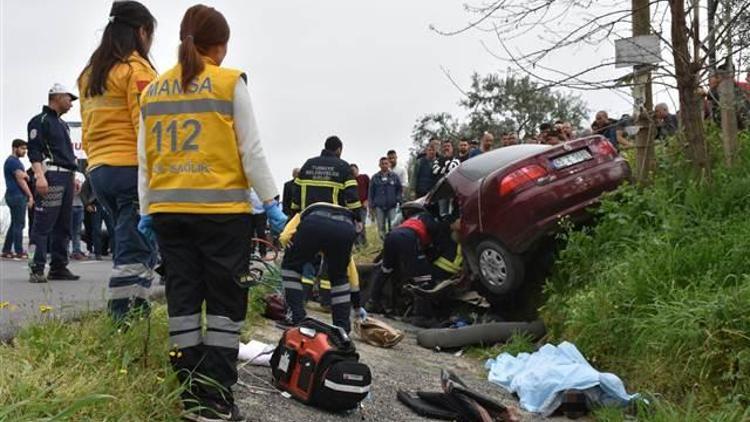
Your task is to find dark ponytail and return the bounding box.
[79,1,156,97]
[178,5,230,90]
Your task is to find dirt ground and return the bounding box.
[235,311,573,422]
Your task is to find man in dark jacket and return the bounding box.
[591,111,619,150]
[654,103,679,140]
[412,144,438,198]
[457,139,471,162]
[369,157,402,240]
[282,168,299,217]
[291,136,362,217]
[26,83,80,283]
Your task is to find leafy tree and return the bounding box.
[460,73,589,138]
[410,112,462,153]
[410,74,589,154]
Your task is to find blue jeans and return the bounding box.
[30,171,74,272]
[89,166,156,319]
[3,194,27,254]
[70,205,84,254]
[374,207,397,240]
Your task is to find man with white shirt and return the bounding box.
[387,149,408,200]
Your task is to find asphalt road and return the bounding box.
[238,311,569,422]
[0,257,162,340]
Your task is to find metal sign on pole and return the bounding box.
[615,35,662,68]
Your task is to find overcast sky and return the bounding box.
[1,0,665,193]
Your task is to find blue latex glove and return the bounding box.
[263,200,288,234]
[138,215,156,245]
[356,307,368,321]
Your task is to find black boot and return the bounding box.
[404,296,439,328]
[364,269,390,314]
[48,267,80,280]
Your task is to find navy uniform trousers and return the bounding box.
[30,170,74,272]
[153,213,252,408]
[281,212,356,333]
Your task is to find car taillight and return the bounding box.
[499,164,548,196]
[591,138,617,157]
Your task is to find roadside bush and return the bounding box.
[542,131,750,419]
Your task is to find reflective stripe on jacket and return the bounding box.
[291,150,362,214]
[433,244,463,274]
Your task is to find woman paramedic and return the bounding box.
[78,0,158,321]
[136,5,286,421]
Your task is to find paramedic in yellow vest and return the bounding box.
[78,0,157,321]
[137,6,286,420]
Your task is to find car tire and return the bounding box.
[475,239,525,296]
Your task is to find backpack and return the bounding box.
[270,318,372,412]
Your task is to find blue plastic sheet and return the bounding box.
[485,341,639,416]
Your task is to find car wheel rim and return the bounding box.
[480,249,507,288]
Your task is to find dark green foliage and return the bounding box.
[542,131,750,419]
[410,74,589,153]
[411,112,463,153]
[461,73,588,138]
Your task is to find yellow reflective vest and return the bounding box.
[140,57,250,214]
[79,52,157,168]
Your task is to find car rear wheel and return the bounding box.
[475,240,524,296]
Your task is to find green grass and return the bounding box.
[352,224,383,265]
[536,129,750,420]
[0,306,183,421]
[465,332,537,361]
[0,266,282,421]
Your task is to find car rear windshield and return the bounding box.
[457,144,552,181]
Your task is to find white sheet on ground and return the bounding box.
[484,341,639,416]
[238,340,275,366]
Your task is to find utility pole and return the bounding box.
[632,0,655,183]
[718,0,739,166]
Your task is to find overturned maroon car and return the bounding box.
[415,135,631,302]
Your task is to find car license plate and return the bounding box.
[552,149,592,169]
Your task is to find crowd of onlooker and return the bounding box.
[279,65,749,242]
[4,68,749,256]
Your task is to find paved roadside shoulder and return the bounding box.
[0,258,163,340]
[238,313,572,422]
